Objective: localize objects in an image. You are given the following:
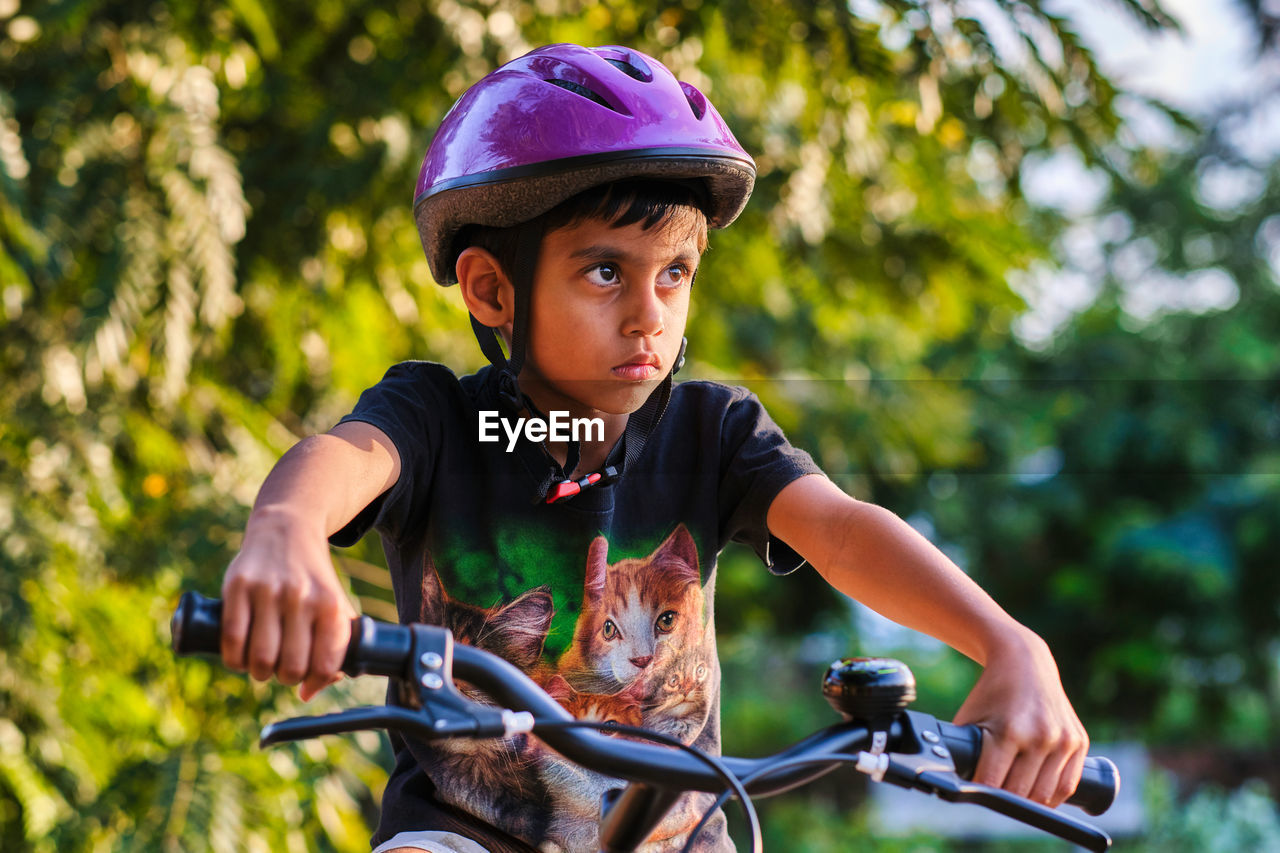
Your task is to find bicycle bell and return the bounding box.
[822,657,916,724]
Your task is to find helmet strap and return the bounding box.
[463,220,589,491]
[618,336,683,474]
[466,221,544,416]
[469,313,509,371]
[503,221,542,387]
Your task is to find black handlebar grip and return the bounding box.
[170,591,412,679]
[937,720,1119,816]
[171,590,224,656]
[343,612,413,678]
[1071,755,1120,817]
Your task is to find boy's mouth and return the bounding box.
[611,354,661,381]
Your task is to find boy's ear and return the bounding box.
[455,247,515,335]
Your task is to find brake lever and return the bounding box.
[258,623,534,749]
[905,769,1111,852]
[261,706,444,746]
[854,710,1111,852]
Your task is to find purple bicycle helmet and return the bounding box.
[413,43,756,284]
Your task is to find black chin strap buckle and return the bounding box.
[673,337,688,376]
[544,465,620,504]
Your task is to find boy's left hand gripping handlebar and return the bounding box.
[171,590,409,678]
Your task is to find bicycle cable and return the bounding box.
[679,754,864,853]
[532,718,762,853]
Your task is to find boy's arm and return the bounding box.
[766,474,1088,809]
[221,420,400,701]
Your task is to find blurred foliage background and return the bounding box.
[3,0,1279,849]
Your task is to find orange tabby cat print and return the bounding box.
[543,674,646,731]
[557,524,707,694]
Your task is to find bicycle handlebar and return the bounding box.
[172,592,1119,851]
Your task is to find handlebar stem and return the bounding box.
[599,784,688,853]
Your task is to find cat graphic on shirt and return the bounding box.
[536,660,653,850]
[641,628,716,745]
[417,557,557,842]
[536,672,715,853]
[540,525,718,852]
[543,673,645,729]
[557,524,707,694]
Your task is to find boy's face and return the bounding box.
[518,209,704,421]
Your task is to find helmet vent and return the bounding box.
[547,78,617,111]
[680,82,707,120]
[605,57,649,82]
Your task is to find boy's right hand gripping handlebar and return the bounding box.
[172,591,1120,820]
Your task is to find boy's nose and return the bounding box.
[622,285,664,337]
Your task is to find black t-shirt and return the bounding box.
[334,362,822,852]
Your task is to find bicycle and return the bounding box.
[171,591,1121,853]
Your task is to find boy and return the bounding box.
[221,44,1088,853]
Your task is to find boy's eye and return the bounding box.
[661,265,690,287]
[585,264,619,287]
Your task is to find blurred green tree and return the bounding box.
[912,128,1280,749]
[0,0,1219,848]
[893,0,1280,759]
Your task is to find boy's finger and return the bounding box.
[999,750,1048,800]
[246,589,283,682]
[220,576,251,671]
[301,605,352,701]
[971,726,1017,791]
[299,670,342,703]
[276,603,314,686]
[1050,744,1088,808]
[1028,747,1071,806]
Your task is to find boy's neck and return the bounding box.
[508,375,628,478]
[510,364,634,476]
[549,415,625,478]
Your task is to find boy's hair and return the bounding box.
[454,179,710,287]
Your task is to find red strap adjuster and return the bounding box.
[545,472,602,504]
[544,466,619,504]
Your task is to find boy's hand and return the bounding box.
[220,503,357,701]
[766,479,1091,808]
[952,627,1089,809]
